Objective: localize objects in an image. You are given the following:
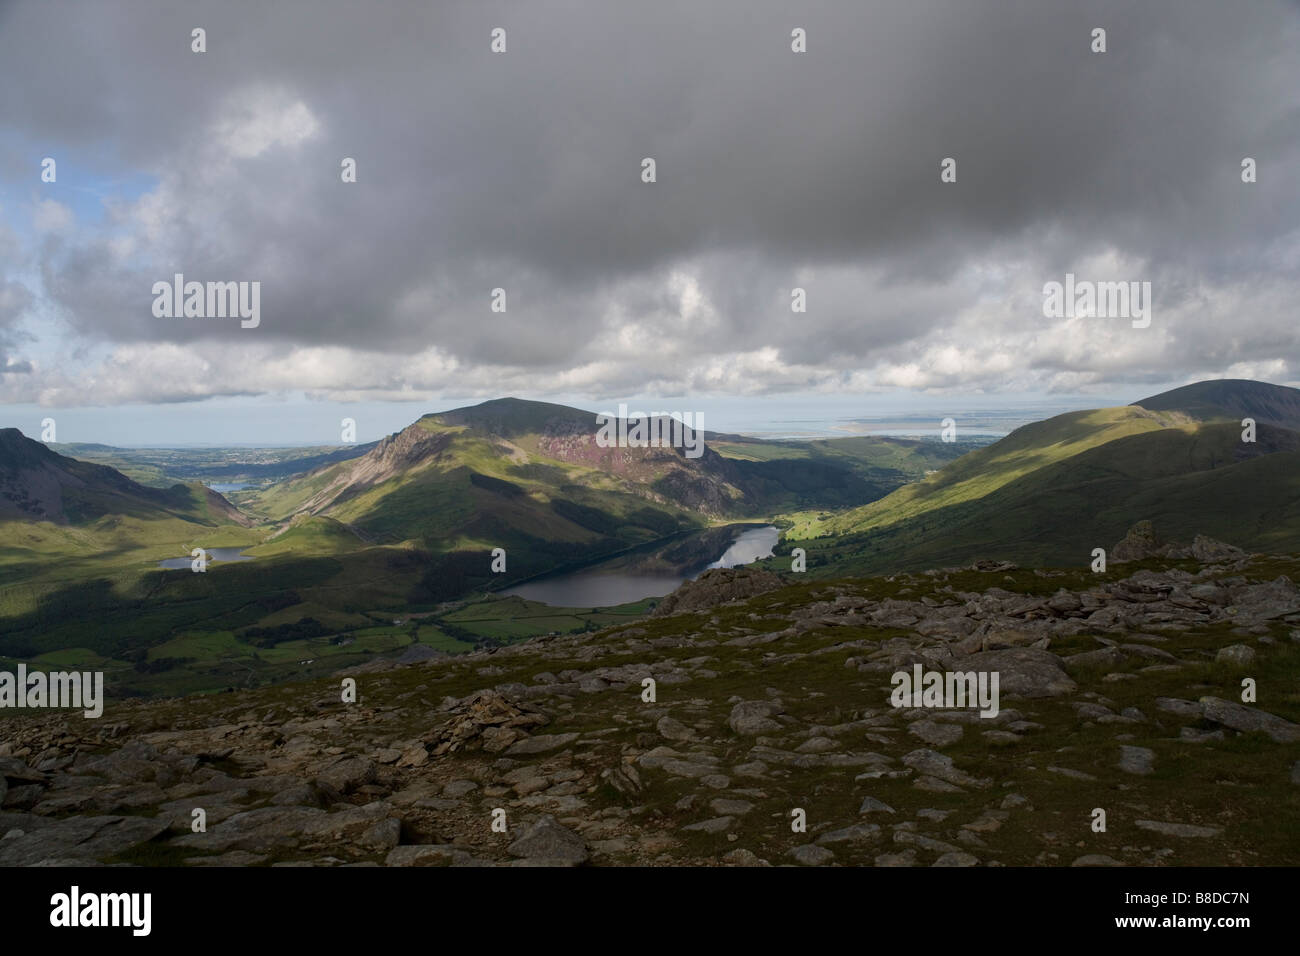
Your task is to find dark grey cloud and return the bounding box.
[0,0,1297,401]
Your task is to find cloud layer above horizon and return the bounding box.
[1,0,1298,408]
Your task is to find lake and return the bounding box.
[502,525,779,607]
[158,547,254,569]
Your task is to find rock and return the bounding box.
[599,765,643,796]
[1135,819,1222,838]
[962,810,1009,833]
[902,749,991,789]
[1063,647,1126,672]
[1047,766,1096,781]
[795,736,837,754]
[932,851,980,867]
[503,733,580,756]
[656,759,717,779]
[655,716,694,741]
[722,848,770,866]
[185,850,268,867]
[507,815,589,865]
[269,784,324,807]
[301,802,396,844]
[1074,702,1115,720]
[426,690,549,756]
[442,779,479,798]
[874,849,918,867]
[1072,854,1124,866]
[709,798,754,816]
[959,648,1077,698]
[1117,745,1155,776]
[982,730,1021,745]
[0,815,169,866]
[859,796,896,815]
[908,720,964,748]
[1119,643,1177,663]
[396,744,429,768]
[789,844,834,866]
[1111,520,1165,562]
[815,823,881,845]
[3,784,43,810]
[1199,697,1300,743]
[653,567,785,616]
[386,845,462,867]
[1047,590,1083,613]
[728,700,784,735]
[173,806,325,852]
[1215,644,1256,666]
[1191,535,1245,563]
[682,816,733,834]
[314,756,376,795]
[0,757,46,785]
[1155,697,1204,717]
[360,818,402,850]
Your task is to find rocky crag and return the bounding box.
[2,527,1298,867]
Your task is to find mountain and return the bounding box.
[786,380,1300,574]
[1133,378,1300,430]
[0,401,965,688]
[0,428,254,590]
[0,428,249,528]
[247,397,968,595]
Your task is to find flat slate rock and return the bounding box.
[1135,819,1222,838]
[959,648,1077,698]
[0,814,168,866]
[789,844,834,866]
[1199,697,1300,743]
[504,733,580,756]
[507,814,589,865]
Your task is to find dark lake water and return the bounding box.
[502,525,779,607]
[158,547,254,569]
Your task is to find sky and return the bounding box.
[1,0,1298,445]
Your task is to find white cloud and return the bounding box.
[213,88,321,160]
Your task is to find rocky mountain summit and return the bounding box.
[2,529,1298,867]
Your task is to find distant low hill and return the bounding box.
[0,428,248,529]
[783,379,1300,574]
[51,440,382,487]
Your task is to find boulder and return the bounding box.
[507,815,588,865]
[959,647,1076,698]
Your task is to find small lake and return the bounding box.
[158,547,254,569]
[502,525,779,607]
[207,482,252,492]
[705,525,780,569]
